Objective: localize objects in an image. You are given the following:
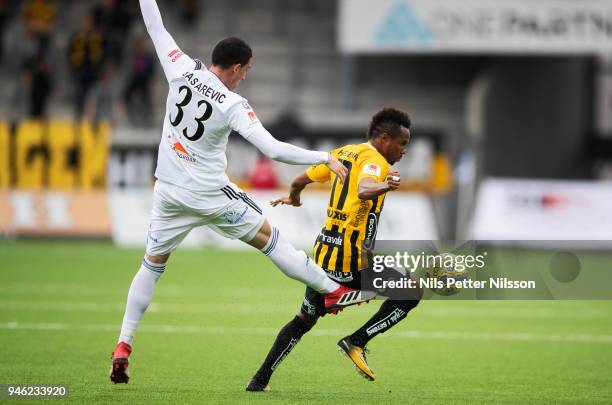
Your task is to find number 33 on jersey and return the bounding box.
[155,51,261,191]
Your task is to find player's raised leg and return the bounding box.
[244,220,376,309]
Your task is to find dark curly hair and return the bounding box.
[367,107,411,140]
[212,37,253,69]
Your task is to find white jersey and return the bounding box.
[156,53,261,190]
[140,0,328,191]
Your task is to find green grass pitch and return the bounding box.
[1,240,611,404]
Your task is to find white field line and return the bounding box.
[1,299,612,319]
[0,283,185,297]
[0,301,282,314]
[1,321,611,344]
[2,284,612,318]
[0,283,612,314]
[0,283,283,300]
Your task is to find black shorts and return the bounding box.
[300,263,417,318]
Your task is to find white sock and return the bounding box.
[118,257,165,345]
[261,227,339,294]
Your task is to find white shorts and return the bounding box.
[146,180,265,256]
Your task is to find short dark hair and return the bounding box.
[211,37,253,69]
[367,107,411,140]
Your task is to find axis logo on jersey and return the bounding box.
[327,209,348,221]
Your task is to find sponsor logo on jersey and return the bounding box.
[327,208,347,221]
[172,141,196,163]
[222,206,248,224]
[362,164,381,177]
[168,49,184,62]
[319,232,344,246]
[247,111,258,123]
[242,100,252,110]
[353,201,369,227]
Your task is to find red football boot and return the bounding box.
[110,342,132,384]
[323,285,376,314]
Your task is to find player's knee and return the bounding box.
[145,253,170,265]
[141,255,168,277]
[297,311,318,330]
[242,220,271,250]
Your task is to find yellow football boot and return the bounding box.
[337,336,375,381]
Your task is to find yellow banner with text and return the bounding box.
[0,120,109,190]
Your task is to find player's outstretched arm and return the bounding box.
[245,127,347,183]
[270,172,313,207]
[139,0,176,56]
[139,0,190,79]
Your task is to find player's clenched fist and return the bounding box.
[386,170,401,191]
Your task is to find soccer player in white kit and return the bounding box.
[110,0,374,384]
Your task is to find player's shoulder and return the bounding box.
[361,143,386,159]
[223,94,255,122]
[221,91,245,109]
[193,59,205,71]
[356,144,390,173]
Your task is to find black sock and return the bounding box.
[252,316,312,385]
[349,299,419,347]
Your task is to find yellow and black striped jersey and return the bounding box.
[306,143,391,273]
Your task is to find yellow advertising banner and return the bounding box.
[15,120,45,190]
[2,120,109,190]
[0,122,9,189]
[48,120,76,190]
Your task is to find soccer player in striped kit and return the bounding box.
[247,108,422,390]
